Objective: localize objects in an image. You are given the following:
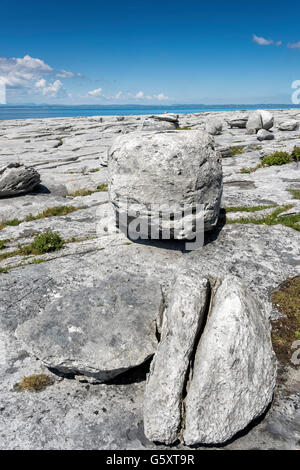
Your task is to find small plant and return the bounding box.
[28,258,46,264]
[229,145,244,156]
[260,151,292,167]
[15,374,54,392]
[225,205,276,213]
[25,205,78,221]
[271,276,300,366]
[96,184,108,192]
[240,167,257,174]
[288,188,300,200]
[226,204,300,232]
[29,231,65,254]
[0,239,9,250]
[89,168,100,173]
[0,267,9,273]
[177,126,192,130]
[291,146,300,162]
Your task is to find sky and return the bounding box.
[1,0,300,105]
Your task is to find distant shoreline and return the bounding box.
[1,104,300,121]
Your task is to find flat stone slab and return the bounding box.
[16,272,163,381]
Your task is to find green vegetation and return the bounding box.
[225,205,276,213]
[0,267,9,273]
[28,258,46,265]
[288,188,300,200]
[69,184,108,197]
[240,147,300,174]
[0,231,65,261]
[25,205,78,221]
[225,205,300,232]
[229,145,244,156]
[177,126,192,130]
[0,239,9,250]
[0,205,80,231]
[271,276,300,365]
[260,151,292,167]
[291,146,300,162]
[23,231,65,255]
[89,168,100,173]
[15,374,54,392]
[96,184,108,192]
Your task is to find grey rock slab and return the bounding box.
[205,118,223,135]
[0,163,40,197]
[16,272,163,381]
[246,110,274,134]
[183,275,277,445]
[226,116,248,128]
[108,130,223,236]
[278,120,298,131]
[144,273,210,444]
[257,129,275,141]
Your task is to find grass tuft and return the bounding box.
[271,276,300,366]
[224,205,300,232]
[229,145,244,156]
[15,374,54,392]
[288,188,300,200]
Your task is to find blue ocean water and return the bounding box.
[1,104,300,120]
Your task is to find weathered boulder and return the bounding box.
[205,118,223,135]
[246,110,274,134]
[257,129,275,141]
[142,114,179,131]
[183,276,277,445]
[0,163,40,197]
[278,120,298,131]
[108,130,223,239]
[144,272,210,444]
[16,272,163,381]
[226,116,248,128]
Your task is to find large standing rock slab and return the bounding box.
[183,276,277,445]
[0,163,40,197]
[246,110,274,134]
[16,272,163,381]
[108,130,222,238]
[144,273,210,444]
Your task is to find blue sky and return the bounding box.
[1,0,300,104]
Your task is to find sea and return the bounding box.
[1,104,300,121]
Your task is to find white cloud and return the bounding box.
[135,90,144,99]
[35,79,64,97]
[115,91,123,99]
[287,41,300,49]
[153,93,169,101]
[253,34,282,46]
[87,87,103,96]
[133,91,168,101]
[0,55,79,101]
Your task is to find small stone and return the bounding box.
[257,129,275,141]
[278,120,298,131]
[0,163,40,197]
